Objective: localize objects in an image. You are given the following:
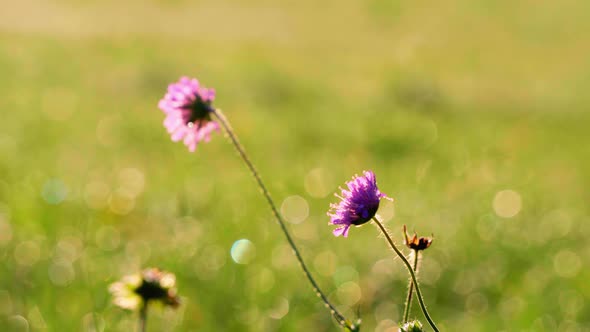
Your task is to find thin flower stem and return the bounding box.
[402,249,420,323]
[211,108,357,331]
[138,302,148,332]
[372,217,439,332]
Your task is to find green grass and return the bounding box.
[1,1,589,331]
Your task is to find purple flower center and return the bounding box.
[185,96,213,125]
[353,204,379,225]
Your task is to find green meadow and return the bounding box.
[1,0,589,331]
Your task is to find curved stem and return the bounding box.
[402,249,420,323]
[138,301,148,332]
[372,217,439,332]
[211,108,357,331]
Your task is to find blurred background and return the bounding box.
[1,0,589,331]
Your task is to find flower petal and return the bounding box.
[332,225,350,237]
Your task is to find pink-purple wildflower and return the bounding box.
[158,76,219,152]
[328,171,391,237]
[109,268,180,311]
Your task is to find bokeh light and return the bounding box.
[267,297,289,319]
[493,189,522,218]
[48,260,76,286]
[336,281,362,306]
[280,195,309,224]
[14,241,41,267]
[465,292,489,316]
[553,250,582,278]
[231,239,256,265]
[118,168,145,198]
[7,315,29,332]
[41,179,68,205]
[375,319,397,332]
[108,189,135,215]
[304,168,334,198]
[374,301,399,325]
[332,266,359,286]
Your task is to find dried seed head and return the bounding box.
[403,225,433,251]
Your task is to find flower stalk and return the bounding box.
[402,250,419,323]
[211,107,358,331]
[401,225,433,323]
[138,302,148,332]
[371,217,439,332]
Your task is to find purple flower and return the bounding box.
[158,76,219,152]
[328,171,391,237]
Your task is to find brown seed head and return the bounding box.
[403,225,433,251]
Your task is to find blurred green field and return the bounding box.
[1,0,590,331]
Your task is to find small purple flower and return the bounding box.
[158,76,219,152]
[328,171,392,237]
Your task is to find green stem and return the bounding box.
[211,108,357,331]
[372,217,439,332]
[138,301,148,332]
[402,249,420,323]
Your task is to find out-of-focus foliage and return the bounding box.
[0,0,589,331]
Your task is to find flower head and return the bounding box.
[109,268,180,311]
[399,320,424,332]
[403,225,433,251]
[158,76,219,152]
[328,171,391,237]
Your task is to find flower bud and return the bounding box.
[399,320,424,332]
